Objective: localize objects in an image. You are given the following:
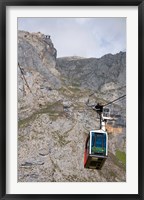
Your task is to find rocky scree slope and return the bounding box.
[18,31,126,182]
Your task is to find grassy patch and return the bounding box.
[18,101,64,128]
[66,174,79,181]
[38,101,63,114]
[59,87,74,97]
[116,150,126,166]
[18,135,27,142]
[71,82,81,87]
[52,131,71,147]
[49,114,60,121]
[109,171,116,178]
[57,134,71,147]
[68,86,81,93]
[109,152,126,171]
[18,113,38,128]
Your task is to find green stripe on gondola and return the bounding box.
[91,146,106,153]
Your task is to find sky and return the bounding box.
[18,18,126,58]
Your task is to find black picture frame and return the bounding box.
[0,0,144,199]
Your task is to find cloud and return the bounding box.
[75,18,91,25]
[18,17,126,58]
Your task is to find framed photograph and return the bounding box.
[0,0,143,199]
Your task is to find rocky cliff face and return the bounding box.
[18,31,126,182]
[56,52,126,103]
[18,31,61,89]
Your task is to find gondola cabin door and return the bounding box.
[84,130,108,170]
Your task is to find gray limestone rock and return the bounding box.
[18,31,126,183]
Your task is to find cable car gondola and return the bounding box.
[84,130,108,170]
[84,94,126,170]
[84,103,109,170]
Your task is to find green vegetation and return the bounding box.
[18,135,27,142]
[18,101,64,128]
[49,114,60,121]
[71,81,81,87]
[52,130,71,147]
[116,150,126,166]
[68,86,81,93]
[57,134,71,147]
[109,152,126,171]
[18,113,38,128]
[59,85,80,95]
[109,171,116,178]
[59,87,73,97]
[66,174,79,181]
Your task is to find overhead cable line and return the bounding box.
[18,62,34,95]
[103,94,126,107]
